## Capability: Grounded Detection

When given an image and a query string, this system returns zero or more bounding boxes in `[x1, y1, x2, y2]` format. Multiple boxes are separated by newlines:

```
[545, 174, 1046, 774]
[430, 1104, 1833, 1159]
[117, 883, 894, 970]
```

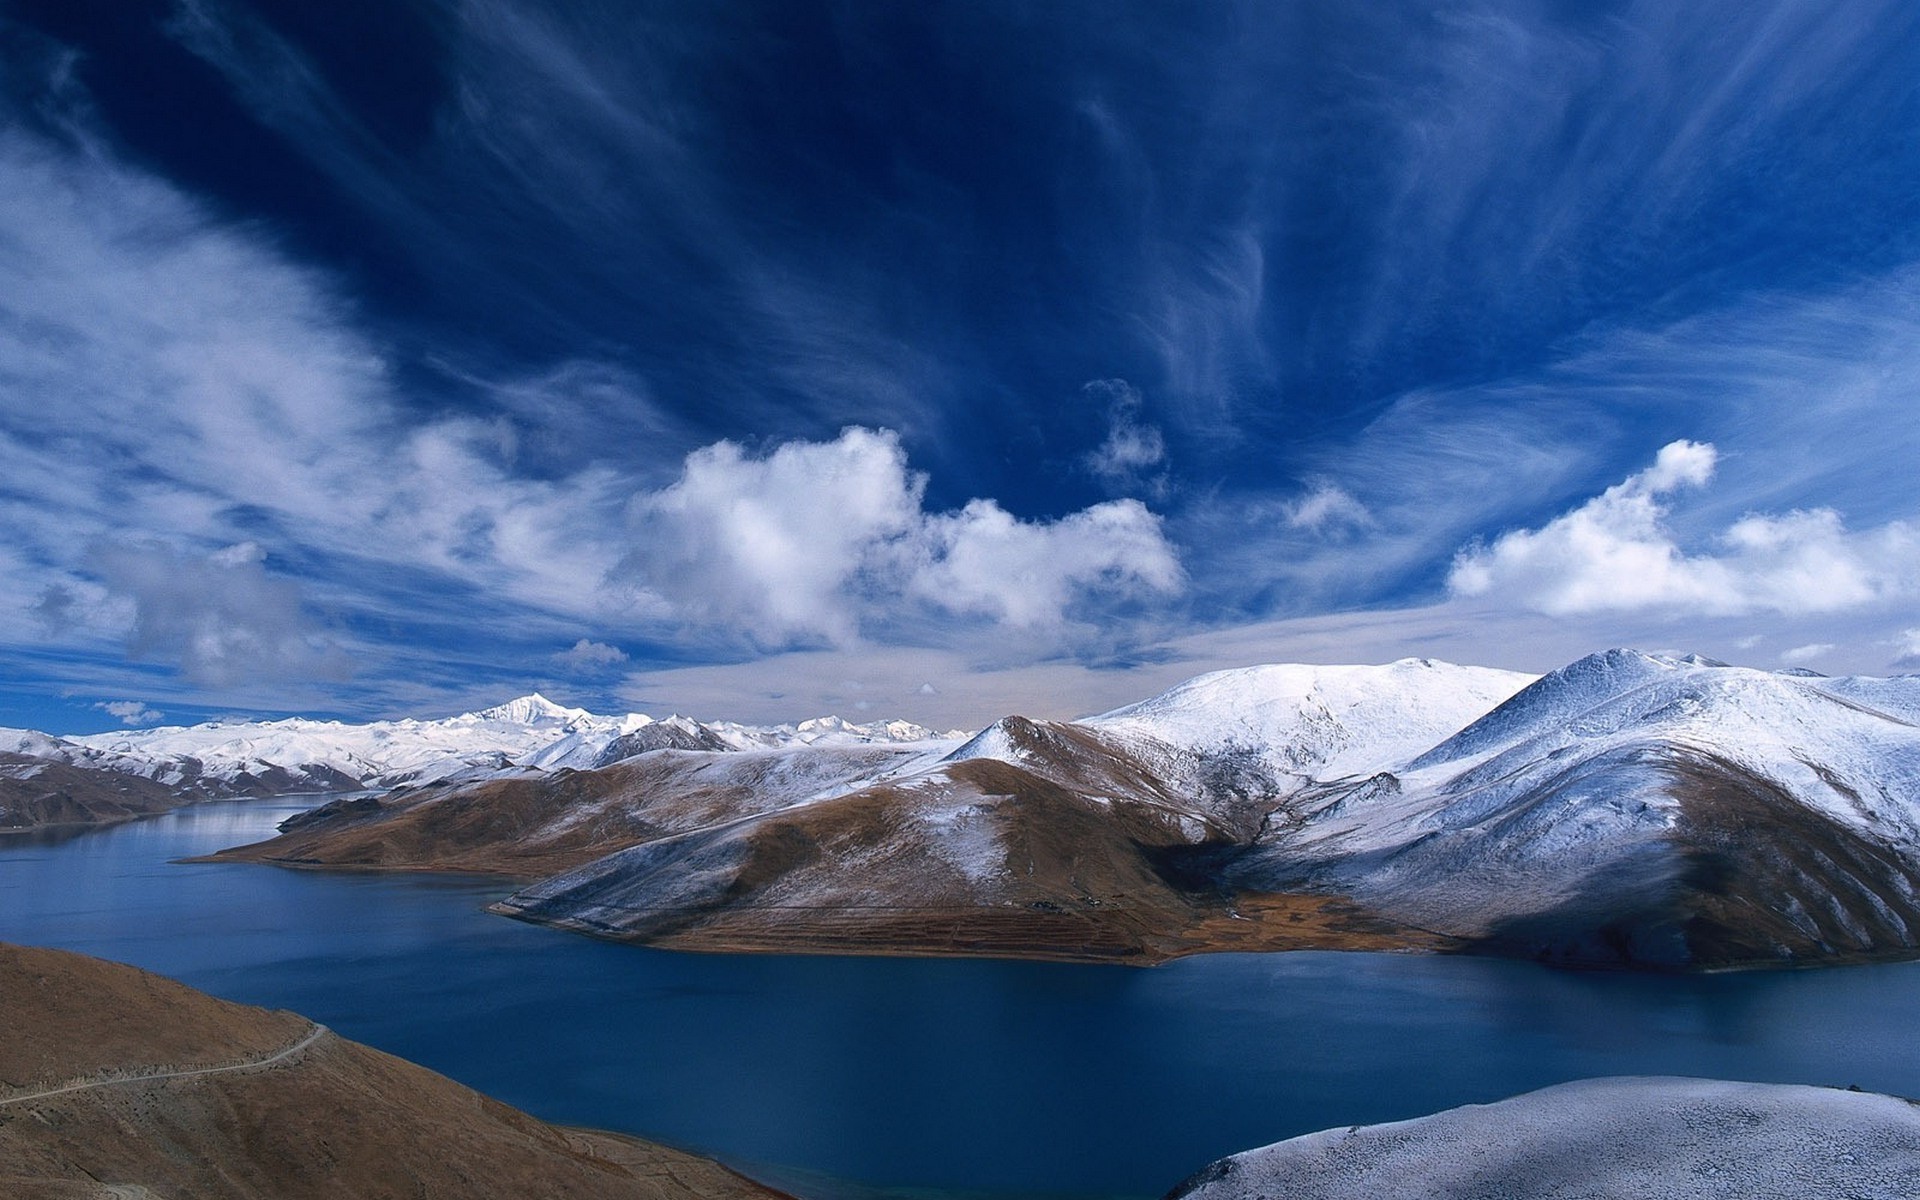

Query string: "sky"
[4, 0, 1920, 734]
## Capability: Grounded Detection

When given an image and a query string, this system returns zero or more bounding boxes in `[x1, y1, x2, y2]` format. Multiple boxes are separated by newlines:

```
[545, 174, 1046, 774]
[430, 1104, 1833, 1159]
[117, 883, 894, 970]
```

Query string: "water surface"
[4, 798, 1919, 1198]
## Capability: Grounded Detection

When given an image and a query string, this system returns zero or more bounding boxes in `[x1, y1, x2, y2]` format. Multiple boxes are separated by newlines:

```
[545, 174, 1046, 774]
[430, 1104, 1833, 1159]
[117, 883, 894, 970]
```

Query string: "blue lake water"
[5, 797, 1920, 1198]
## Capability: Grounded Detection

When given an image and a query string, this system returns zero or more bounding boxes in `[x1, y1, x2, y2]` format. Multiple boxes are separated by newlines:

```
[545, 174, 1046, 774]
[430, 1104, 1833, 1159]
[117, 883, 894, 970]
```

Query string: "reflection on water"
[4, 800, 1920, 1199]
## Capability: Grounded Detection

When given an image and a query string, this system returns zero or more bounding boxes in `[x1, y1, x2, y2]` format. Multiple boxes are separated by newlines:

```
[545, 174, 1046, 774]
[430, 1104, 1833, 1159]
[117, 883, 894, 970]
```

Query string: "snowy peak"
[471, 694, 588, 725]
[1088, 658, 1536, 779]
[1408, 648, 1695, 770]
[50, 693, 958, 797]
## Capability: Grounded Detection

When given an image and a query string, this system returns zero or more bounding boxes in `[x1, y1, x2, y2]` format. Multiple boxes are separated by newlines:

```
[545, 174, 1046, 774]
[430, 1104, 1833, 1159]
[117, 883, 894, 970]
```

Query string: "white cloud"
[553, 638, 628, 672]
[619, 428, 1183, 646]
[95, 700, 163, 726]
[0, 106, 1183, 685]
[1448, 440, 1920, 616]
[1082, 379, 1168, 496]
[910, 498, 1182, 629]
[1284, 484, 1373, 534]
[620, 428, 925, 644]
[1780, 643, 1835, 665]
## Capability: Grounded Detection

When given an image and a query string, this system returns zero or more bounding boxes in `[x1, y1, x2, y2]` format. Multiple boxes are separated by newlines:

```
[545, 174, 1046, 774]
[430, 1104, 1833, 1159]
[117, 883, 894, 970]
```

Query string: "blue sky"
[5, 0, 1920, 733]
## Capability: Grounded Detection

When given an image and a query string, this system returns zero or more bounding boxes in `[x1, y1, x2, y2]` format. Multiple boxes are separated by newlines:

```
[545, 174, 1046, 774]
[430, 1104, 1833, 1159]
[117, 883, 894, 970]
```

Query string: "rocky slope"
[1166, 1076, 1920, 1200]
[0, 941, 785, 1200]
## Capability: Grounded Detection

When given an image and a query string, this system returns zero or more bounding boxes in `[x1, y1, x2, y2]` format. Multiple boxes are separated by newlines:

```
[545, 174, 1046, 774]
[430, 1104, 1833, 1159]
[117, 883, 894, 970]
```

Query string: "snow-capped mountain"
[1237, 650, 1920, 966]
[209, 650, 1920, 970]
[1085, 658, 1535, 777]
[234, 659, 1542, 962]
[1, 694, 960, 818]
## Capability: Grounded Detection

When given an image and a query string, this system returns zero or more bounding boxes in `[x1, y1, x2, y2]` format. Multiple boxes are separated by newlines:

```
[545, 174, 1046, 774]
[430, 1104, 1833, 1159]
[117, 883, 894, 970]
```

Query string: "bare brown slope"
[0, 942, 786, 1200]
[207, 744, 932, 878]
[0, 753, 187, 833]
[494, 757, 1444, 964]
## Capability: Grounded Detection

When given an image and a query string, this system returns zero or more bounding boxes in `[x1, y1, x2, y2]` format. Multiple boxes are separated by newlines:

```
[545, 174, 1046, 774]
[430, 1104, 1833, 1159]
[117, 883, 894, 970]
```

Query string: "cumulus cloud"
[621, 428, 924, 644]
[95, 700, 163, 726]
[87, 541, 345, 687]
[1892, 630, 1920, 670]
[1448, 440, 1920, 616]
[910, 498, 1181, 629]
[620, 427, 1183, 646]
[553, 638, 628, 672]
[1082, 379, 1168, 497]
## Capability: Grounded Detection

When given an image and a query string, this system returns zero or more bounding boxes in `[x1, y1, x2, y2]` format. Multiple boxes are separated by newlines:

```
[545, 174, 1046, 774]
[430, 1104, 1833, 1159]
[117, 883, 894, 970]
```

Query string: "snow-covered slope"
[1086, 658, 1535, 779]
[1239, 650, 1920, 966]
[209, 650, 1920, 970]
[50, 694, 957, 798]
[1170, 1076, 1920, 1200]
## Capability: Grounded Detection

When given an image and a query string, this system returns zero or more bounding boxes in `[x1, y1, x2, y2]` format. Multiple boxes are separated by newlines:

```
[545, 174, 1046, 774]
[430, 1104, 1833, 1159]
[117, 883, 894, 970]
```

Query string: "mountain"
[0, 749, 188, 832]
[0, 942, 786, 1199]
[219, 660, 1532, 963]
[489, 660, 1532, 961]
[208, 650, 1920, 970]
[0, 696, 956, 833]
[1232, 650, 1920, 967]
[1167, 1076, 1920, 1200]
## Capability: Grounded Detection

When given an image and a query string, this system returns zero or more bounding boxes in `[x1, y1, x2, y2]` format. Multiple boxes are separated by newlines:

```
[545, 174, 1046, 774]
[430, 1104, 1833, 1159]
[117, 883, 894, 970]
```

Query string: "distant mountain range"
[16, 651, 1920, 971]
[0, 695, 956, 831]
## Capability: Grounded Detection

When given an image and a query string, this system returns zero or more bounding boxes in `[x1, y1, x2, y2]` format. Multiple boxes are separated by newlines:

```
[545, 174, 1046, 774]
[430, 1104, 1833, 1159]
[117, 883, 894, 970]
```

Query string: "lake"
[4, 796, 1919, 1198]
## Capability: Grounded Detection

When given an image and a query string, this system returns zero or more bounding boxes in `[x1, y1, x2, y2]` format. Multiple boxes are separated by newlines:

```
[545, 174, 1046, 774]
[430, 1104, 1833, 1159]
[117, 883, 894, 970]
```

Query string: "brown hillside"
[0, 942, 786, 1200]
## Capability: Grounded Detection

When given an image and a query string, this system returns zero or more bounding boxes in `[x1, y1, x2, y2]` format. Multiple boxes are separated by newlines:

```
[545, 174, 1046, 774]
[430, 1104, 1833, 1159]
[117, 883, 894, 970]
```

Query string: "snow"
[1389, 652, 1920, 849]
[48, 695, 956, 796]
[1219, 652, 1920, 946]
[1087, 658, 1535, 780]
[1171, 1076, 1920, 1200]
[917, 801, 1007, 883]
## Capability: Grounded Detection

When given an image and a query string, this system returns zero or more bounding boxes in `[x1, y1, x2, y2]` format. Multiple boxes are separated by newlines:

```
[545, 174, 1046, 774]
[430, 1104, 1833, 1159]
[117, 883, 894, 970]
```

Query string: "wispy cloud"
[1283, 484, 1373, 535]
[1081, 379, 1169, 498]
[88, 541, 348, 687]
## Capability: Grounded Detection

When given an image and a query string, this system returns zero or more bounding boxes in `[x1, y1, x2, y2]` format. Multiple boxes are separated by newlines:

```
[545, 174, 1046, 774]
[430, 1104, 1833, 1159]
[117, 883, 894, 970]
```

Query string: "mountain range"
[14, 650, 1920, 970]
[0, 696, 953, 832]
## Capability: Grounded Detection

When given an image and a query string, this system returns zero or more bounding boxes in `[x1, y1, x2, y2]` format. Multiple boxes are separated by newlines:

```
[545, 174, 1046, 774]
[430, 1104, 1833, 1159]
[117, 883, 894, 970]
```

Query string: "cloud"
[30, 585, 78, 632]
[619, 427, 1182, 646]
[86, 541, 346, 687]
[1780, 643, 1835, 665]
[909, 498, 1183, 630]
[1082, 379, 1168, 496]
[95, 700, 163, 726]
[1283, 484, 1373, 535]
[553, 638, 628, 673]
[1449, 440, 1920, 616]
